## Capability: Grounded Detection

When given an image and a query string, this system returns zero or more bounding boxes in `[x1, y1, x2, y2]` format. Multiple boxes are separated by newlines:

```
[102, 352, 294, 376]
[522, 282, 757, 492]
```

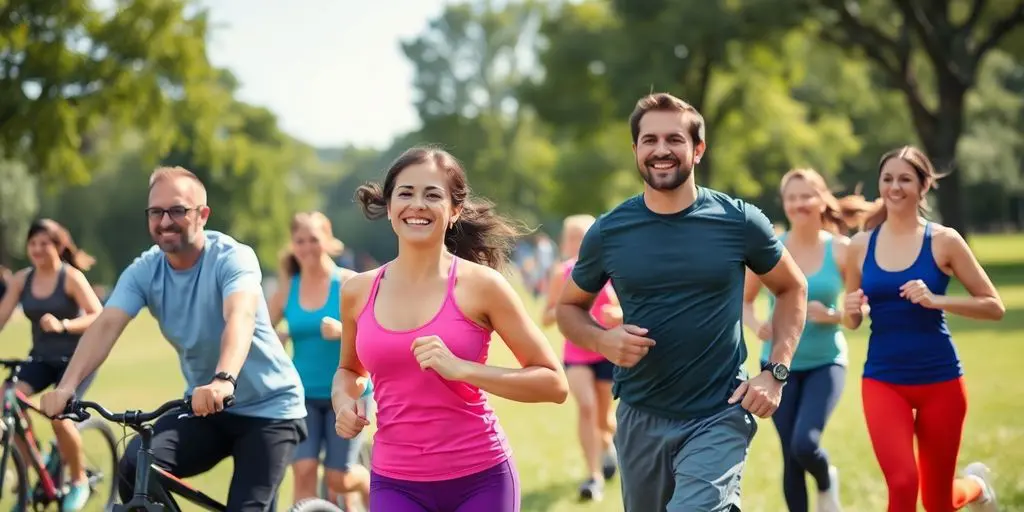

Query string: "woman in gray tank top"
[0, 219, 103, 511]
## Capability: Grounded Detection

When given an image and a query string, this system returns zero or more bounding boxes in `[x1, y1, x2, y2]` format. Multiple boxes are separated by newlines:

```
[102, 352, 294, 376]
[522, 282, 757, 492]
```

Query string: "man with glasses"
[40, 166, 307, 511]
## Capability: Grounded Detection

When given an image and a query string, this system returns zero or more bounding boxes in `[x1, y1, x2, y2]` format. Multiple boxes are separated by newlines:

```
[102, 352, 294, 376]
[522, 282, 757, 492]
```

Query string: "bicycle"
[59, 397, 344, 512]
[0, 357, 118, 510]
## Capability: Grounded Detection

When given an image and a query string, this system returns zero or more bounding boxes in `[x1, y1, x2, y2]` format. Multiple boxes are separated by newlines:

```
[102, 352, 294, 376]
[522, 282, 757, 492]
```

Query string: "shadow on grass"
[520, 479, 583, 511]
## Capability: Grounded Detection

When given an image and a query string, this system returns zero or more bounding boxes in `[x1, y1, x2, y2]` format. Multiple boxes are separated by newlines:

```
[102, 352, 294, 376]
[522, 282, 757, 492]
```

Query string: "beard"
[152, 225, 190, 254]
[637, 154, 693, 191]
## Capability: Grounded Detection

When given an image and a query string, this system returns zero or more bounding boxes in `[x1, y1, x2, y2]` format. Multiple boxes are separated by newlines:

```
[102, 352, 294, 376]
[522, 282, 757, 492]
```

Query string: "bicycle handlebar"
[0, 356, 70, 368]
[58, 395, 236, 424]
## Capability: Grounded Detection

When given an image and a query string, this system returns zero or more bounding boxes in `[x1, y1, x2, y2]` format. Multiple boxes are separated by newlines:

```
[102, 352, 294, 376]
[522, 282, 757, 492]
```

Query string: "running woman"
[541, 214, 621, 502]
[557, 93, 808, 512]
[844, 146, 1003, 512]
[0, 219, 102, 511]
[743, 169, 849, 512]
[268, 211, 371, 509]
[331, 146, 568, 512]
[40, 167, 307, 511]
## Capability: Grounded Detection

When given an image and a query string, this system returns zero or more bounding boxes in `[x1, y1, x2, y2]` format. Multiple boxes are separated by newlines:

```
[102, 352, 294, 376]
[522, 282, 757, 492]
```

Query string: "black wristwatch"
[213, 372, 237, 390]
[763, 362, 790, 383]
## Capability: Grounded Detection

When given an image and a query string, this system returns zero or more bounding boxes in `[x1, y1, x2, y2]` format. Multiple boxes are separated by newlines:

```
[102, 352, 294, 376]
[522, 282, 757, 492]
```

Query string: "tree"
[806, 0, 1024, 234]
[0, 0, 219, 185]
[0, 158, 38, 267]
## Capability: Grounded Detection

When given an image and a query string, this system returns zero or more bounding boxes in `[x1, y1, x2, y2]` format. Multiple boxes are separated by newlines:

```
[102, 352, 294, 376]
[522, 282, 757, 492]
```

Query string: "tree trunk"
[916, 83, 968, 237]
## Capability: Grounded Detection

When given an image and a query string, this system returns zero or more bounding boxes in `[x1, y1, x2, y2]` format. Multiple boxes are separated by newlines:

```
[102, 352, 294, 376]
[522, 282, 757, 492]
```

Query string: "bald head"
[149, 166, 208, 205]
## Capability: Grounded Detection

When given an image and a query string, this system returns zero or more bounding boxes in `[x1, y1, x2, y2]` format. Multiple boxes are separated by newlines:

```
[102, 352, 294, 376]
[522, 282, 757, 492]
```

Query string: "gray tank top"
[20, 265, 82, 358]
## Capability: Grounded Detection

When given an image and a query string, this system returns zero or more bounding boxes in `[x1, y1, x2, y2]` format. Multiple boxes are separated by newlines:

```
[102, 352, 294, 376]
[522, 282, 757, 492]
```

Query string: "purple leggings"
[369, 459, 520, 512]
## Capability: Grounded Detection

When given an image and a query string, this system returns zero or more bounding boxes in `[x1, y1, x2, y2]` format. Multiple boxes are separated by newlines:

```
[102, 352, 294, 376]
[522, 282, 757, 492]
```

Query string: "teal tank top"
[284, 268, 372, 399]
[760, 233, 848, 371]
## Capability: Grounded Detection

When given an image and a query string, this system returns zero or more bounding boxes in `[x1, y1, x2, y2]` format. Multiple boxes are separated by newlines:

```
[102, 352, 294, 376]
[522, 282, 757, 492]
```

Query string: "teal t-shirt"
[105, 231, 306, 420]
[283, 268, 373, 400]
[572, 188, 784, 420]
[761, 233, 848, 371]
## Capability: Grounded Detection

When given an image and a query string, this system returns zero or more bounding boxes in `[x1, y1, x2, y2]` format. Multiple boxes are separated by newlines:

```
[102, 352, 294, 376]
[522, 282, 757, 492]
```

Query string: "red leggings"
[862, 377, 982, 511]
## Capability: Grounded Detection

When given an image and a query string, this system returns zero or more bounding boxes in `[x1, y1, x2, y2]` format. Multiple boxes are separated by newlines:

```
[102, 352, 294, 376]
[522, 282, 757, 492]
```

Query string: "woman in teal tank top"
[742, 169, 852, 512]
[268, 212, 371, 510]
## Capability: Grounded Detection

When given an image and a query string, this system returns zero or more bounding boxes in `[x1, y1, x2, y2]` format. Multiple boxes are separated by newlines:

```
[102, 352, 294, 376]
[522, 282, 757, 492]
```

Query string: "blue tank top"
[283, 268, 372, 399]
[761, 233, 848, 371]
[861, 222, 961, 384]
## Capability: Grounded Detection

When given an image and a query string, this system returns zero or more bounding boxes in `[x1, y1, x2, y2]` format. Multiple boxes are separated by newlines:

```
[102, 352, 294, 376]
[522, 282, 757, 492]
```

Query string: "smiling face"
[146, 176, 209, 254]
[632, 110, 705, 191]
[291, 222, 327, 269]
[26, 231, 60, 268]
[387, 160, 460, 246]
[879, 157, 925, 216]
[782, 175, 825, 230]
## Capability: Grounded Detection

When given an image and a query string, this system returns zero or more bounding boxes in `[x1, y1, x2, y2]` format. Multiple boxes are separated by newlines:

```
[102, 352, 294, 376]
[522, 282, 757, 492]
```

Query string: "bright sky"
[203, 0, 449, 149]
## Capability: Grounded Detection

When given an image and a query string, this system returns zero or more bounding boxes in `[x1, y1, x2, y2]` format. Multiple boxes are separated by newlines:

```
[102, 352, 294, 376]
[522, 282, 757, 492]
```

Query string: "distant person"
[40, 166, 307, 511]
[744, 169, 850, 512]
[0, 219, 103, 511]
[844, 146, 1003, 512]
[556, 93, 807, 512]
[268, 211, 371, 509]
[542, 214, 621, 502]
[332, 146, 568, 512]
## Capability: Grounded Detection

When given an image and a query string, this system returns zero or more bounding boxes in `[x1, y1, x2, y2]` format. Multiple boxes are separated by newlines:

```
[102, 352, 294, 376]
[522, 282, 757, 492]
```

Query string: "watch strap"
[213, 372, 237, 389]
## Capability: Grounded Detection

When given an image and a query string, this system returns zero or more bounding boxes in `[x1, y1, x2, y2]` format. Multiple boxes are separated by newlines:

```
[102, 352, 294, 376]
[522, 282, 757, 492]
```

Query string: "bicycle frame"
[0, 367, 62, 503]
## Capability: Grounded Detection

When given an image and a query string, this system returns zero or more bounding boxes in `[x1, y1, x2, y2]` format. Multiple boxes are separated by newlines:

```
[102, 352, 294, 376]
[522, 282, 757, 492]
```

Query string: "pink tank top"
[355, 257, 511, 481]
[562, 259, 615, 365]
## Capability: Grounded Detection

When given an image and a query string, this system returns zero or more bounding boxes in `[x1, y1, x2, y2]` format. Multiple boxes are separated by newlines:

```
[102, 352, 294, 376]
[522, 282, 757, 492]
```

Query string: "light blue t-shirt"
[105, 230, 306, 420]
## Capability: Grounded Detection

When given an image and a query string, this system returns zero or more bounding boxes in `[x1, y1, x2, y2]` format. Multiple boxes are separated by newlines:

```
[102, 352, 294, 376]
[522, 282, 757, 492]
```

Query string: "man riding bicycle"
[40, 166, 307, 511]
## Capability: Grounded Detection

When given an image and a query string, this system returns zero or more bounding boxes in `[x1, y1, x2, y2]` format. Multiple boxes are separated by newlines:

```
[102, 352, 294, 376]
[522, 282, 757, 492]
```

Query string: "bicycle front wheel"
[0, 443, 29, 511]
[76, 416, 119, 510]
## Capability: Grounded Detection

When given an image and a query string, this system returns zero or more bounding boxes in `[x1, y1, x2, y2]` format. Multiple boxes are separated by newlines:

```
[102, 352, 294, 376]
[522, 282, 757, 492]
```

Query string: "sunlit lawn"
[1, 233, 1022, 511]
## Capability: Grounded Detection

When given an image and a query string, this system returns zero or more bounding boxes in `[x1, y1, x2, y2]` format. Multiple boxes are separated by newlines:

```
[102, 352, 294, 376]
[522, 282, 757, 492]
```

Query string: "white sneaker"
[816, 465, 843, 512]
[964, 462, 998, 512]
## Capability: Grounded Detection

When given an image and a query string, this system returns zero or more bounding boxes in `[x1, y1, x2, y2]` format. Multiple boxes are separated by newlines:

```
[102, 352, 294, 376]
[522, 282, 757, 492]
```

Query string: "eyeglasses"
[145, 206, 202, 221]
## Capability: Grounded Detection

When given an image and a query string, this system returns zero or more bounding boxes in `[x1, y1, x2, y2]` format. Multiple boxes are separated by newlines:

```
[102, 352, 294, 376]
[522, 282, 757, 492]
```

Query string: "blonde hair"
[279, 211, 344, 277]
[779, 168, 847, 234]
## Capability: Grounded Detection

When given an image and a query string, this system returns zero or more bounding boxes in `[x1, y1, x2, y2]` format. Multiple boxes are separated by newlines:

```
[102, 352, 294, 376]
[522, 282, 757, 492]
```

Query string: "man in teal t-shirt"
[557, 93, 808, 512]
[41, 166, 306, 511]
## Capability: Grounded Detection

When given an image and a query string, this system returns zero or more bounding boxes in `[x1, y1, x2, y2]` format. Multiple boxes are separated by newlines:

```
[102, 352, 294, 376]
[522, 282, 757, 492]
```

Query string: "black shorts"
[564, 359, 615, 382]
[16, 358, 96, 397]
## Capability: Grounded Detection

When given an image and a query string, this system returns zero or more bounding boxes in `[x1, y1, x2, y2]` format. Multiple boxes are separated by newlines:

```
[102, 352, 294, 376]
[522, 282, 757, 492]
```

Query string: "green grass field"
[2, 234, 1023, 511]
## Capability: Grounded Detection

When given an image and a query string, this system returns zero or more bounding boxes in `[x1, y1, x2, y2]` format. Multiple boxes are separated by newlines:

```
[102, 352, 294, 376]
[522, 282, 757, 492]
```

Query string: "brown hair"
[779, 168, 847, 234]
[355, 146, 529, 270]
[26, 219, 95, 271]
[863, 145, 945, 231]
[279, 212, 345, 277]
[629, 93, 706, 145]
[836, 183, 882, 232]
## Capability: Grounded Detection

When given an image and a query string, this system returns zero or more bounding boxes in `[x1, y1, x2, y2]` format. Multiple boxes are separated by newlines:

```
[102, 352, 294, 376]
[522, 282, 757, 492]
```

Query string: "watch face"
[772, 365, 789, 380]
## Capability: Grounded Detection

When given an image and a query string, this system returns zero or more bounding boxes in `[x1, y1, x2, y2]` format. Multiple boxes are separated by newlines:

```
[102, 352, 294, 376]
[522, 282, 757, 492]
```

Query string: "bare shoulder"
[337, 267, 359, 283]
[849, 230, 872, 251]
[458, 259, 513, 296]
[342, 271, 377, 302]
[931, 223, 967, 247]
[63, 266, 92, 291]
[12, 267, 31, 286]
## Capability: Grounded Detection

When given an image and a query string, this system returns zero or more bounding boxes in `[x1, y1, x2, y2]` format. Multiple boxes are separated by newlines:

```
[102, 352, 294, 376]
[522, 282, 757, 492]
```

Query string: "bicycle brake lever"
[56, 410, 91, 422]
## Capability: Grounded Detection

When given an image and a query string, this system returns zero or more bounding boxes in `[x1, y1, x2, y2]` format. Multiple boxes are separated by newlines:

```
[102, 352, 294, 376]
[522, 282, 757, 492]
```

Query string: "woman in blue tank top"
[743, 169, 850, 512]
[268, 212, 372, 509]
[844, 146, 1004, 512]
[0, 219, 103, 511]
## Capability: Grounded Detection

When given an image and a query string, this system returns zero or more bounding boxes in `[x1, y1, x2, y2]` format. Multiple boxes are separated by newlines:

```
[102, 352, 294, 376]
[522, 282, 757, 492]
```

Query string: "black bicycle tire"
[288, 497, 344, 512]
[0, 443, 29, 510]
[76, 416, 120, 510]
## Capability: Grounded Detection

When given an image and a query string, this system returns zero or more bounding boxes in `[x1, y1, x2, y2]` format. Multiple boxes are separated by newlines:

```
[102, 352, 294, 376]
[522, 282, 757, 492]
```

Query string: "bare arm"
[742, 269, 766, 334]
[61, 268, 103, 334]
[333, 273, 372, 403]
[216, 291, 259, 379]
[757, 251, 807, 368]
[540, 265, 567, 327]
[458, 269, 568, 404]
[555, 278, 604, 352]
[267, 273, 288, 328]
[56, 308, 132, 391]
[843, 234, 869, 330]
[934, 229, 1005, 320]
[0, 270, 27, 330]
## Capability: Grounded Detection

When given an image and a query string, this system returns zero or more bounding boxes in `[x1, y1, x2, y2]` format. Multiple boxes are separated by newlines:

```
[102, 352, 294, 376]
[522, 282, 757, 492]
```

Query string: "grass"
[2, 233, 1023, 511]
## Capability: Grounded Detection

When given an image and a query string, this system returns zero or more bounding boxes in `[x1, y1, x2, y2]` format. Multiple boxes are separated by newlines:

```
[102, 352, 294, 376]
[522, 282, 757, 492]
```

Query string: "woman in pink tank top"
[541, 214, 623, 502]
[330, 147, 569, 512]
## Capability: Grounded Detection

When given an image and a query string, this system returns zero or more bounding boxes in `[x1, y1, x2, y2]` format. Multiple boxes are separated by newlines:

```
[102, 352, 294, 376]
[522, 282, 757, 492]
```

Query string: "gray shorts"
[293, 398, 371, 472]
[615, 401, 758, 512]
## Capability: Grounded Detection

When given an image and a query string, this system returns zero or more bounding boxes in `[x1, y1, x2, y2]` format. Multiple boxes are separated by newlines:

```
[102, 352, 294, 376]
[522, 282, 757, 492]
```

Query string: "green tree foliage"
[0, 157, 38, 266]
[0, 0, 220, 186]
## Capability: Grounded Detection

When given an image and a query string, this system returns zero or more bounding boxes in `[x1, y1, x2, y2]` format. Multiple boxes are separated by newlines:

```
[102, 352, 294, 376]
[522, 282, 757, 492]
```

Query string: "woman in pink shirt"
[331, 146, 569, 512]
[541, 214, 622, 502]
